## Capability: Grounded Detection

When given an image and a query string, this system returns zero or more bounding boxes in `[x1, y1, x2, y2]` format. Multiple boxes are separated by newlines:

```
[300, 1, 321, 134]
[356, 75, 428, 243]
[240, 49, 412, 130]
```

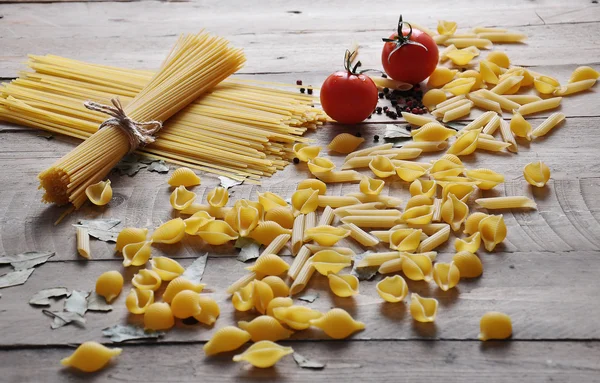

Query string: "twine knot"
[84, 98, 162, 153]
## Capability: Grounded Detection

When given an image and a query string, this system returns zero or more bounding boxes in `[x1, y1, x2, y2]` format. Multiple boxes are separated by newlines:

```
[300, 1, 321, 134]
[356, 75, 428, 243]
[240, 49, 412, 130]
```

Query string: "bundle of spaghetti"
[0, 55, 325, 182]
[34, 32, 245, 209]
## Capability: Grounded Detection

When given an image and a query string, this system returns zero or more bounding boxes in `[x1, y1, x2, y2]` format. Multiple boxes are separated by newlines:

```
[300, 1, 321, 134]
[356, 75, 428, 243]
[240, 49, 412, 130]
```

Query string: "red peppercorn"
[411, 108, 419, 114]
[406, 100, 414, 107]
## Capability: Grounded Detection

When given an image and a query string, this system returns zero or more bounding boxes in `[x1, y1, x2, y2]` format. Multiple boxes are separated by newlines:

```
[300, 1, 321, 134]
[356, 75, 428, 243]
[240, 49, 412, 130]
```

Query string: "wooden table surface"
[1, 0, 600, 382]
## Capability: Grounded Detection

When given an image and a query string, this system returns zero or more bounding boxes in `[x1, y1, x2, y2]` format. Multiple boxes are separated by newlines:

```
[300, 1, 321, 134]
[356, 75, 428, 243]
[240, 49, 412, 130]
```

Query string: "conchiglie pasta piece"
[446, 49, 477, 66]
[207, 187, 228, 208]
[478, 214, 507, 251]
[409, 179, 437, 198]
[170, 185, 196, 211]
[132, 269, 162, 291]
[389, 228, 422, 252]
[441, 182, 475, 203]
[232, 340, 294, 368]
[410, 122, 456, 142]
[264, 206, 294, 229]
[447, 128, 481, 156]
[376, 275, 408, 303]
[327, 273, 359, 297]
[85, 180, 112, 206]
[479, 312, 512, 341]
[401, 254, 433, 281]
[237, 205, 260, 237]
[369, 155, 396, 178]
[441, 193, 469, 231]
[293, 143, 321, 162]
[258, 192, 288, 212]
[309, 308, 365, 339]
[442, 78, 476, 96]
[232, 281, 255, 312]
[466, 168, 505, 190]
[183, 211, 215, 235]
[427, 67, 459, 88]
[225, 200, 264, 231]
[162, 276, 205, 303]
[61, 342, 122, 372]
[95, 270, 123, 303]
[168, 167, 200, 187]
[452, 251, 483, 278]
[266, 297, 293, 317]
[395, 162, 428, 182]
[247, 253, 290, 276]
[297, 179, 327, 195]
[152, 218, 186, 244]
[422, 89, 447, 109]
[115, 227, 148, 252]
[409, 293, 438, 323]
[569, 66, 600, 83]
[144, 302, 174, 330]
[405, 195, 433, 210]
[437, 20, 457, 35]
[307, 157, 335, 174]
[360, 176, 385, 196]
[291, 188, 319, 216]
[122, 241, 152, 267]
[457, 70, 485, 90]
[273, 305, 323, 330]
[303, 225, 351, 247]
[464, 212, 489, 235]
[523, 161, 550, 187]
[401, 205, 434, 225]
[204, 326, 251, 356]
[171, 290, 202, 319]
[433, 262, 460, 291]
[454, 232, 481, 253]
[238, 315, 294, 342]
[253, 279, 274, 315]
[510, 111, 532, 140]
[328, 133, 365, 154]
[261, 276, 290, 297]
[486, 51, 510, 68]
[194, 295, 220, 326]
[197, 220, 239, 245]
[249, 221, 292, 246]
[125, 288, 154, 314]
[430, 156, 464, 175]
[534, 75, 560, 95]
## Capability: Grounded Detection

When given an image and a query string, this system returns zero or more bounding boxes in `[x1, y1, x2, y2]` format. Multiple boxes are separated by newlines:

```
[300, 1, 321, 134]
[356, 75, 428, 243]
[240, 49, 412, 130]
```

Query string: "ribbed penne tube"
[432, 198, 443, 222]
[304, 212, 317, 232]
[342, 154, 396, 170]
[289, 263, 315, 295]
[369, 148, 423, 159]
[227, 272, 258, 294]
[304, 244, 356, 256]
[394, 223, 449, 236]
[517, 97, 562, 116]
[491, 76, 523, 94]
[443, 38, 493, 49]
[531, 112, 566, 138]
[477, 138, 512, 152]
[391, 160, 433, 169]
[291, 214, 305, 255]
[341, 223, 380, 247]
[482, 114, 501, 135]
[475, 196, 537, 209]
[499, 119, 518, 153]
[432, 99, 472, 117]
[370, 229, 428, 242]
[355, 251, 400, 268]
[477, 32, 527, 43]
[288, 246, 311, 280]
[401, 112, 438, 126]
[434, 95, 466, 109]
[181, 203, 231, 218]
[334, 202, 385, 217]
[341, 216, 402, 228]
[315, 170, 363, 183]
[341, 209, 401, 217]
[378, 258, 404, 274]
[345, 143, 393, 161]
[409, 22, 437, 37]
[443, 102, 473, 123]
[474, 90, 520, 111]
[318, 206, 335, 226]
[260, 234, 291, 257]
[346, 193, 402, 207]
[503, 94, 542, 104]
[473, 26, 508, 33]
[317, 195, 361, 208]
[402, 140, 448, 152]
[417, 225, 451, 252]
[76, 226, 91, 259]
[462, 111, 496, 132]
[468, 93, 502, 113]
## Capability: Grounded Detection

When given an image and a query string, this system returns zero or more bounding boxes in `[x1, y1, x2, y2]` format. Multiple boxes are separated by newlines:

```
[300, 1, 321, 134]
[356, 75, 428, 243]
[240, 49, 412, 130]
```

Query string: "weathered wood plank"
[1, 248, 599, 346]
[2, 341, 600, 383]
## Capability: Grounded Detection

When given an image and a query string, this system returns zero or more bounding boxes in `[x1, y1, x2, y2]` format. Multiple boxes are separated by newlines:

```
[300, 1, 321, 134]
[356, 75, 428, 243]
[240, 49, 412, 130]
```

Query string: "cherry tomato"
[381, 16, 439, 84]
[320, 70, 378, 124]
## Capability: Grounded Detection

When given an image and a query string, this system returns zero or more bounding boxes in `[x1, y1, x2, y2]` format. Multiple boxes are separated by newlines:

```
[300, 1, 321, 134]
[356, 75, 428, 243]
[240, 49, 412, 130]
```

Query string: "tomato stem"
[382, 14, 428, 64]
[343, 50, 382, 76]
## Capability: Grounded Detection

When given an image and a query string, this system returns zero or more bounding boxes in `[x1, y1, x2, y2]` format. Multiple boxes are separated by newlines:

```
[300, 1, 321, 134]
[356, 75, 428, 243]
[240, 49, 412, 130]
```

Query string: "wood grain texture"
[2, 341, 600, 383]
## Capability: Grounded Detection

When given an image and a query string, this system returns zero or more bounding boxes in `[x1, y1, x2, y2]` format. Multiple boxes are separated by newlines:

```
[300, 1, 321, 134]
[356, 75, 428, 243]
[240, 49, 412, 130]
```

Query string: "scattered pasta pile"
[0, 55, 325, 184]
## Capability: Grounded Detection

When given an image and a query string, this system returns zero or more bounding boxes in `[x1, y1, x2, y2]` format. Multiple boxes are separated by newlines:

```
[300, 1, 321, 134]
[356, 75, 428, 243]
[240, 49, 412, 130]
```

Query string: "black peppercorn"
[300, 88, 305, 93]
[378, 92, 384, 99]
[307, 88, 313, 95]
[293, 157, 300, 164]
[381, 73, 388, 78]
[373, 135, 380, 141]
[383, 87, 389, 94]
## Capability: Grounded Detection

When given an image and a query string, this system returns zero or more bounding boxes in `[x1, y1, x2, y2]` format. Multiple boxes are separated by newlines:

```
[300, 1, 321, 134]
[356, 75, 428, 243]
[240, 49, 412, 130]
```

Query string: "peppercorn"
[383, 87, 389, 94]
[293, 157, 300, 164]
[367, 114, 372, 119]
[383, 106, 389, 112]
[296, 80, 303, 85]
[376, 107, 383, 114]
[390, 99, 398, 107]
[300, 88, 305, 93]
[389, 112, 398, 119]
[307, 88, 313, 95]
[406, 100, 414, 107]
[373, 135, 380, 141]
[378, 92, 384, 99]
[405, 125, 412, 131]
[404, 106, 412, 112]
[381, 73, 388, 78]
[411, 108, 419, 114]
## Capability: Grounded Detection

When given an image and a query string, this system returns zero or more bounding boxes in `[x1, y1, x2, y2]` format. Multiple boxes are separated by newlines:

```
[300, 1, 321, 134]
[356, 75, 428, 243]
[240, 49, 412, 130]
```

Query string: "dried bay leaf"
[43, 310, 86, 329]
[298, 293, 319, 303]
[75, 219, 121, 242]
[29, 287, 69, 306]
[0, 268, 35, 289]
[102, 324, 165, 343]
[293, 352, 326, 370]
[351, 252, 378, 281]
[0, 251, 55, 270]
[114, 154, 148, 176]
[87, 292, 113, 312]
[384, 124, 412, 139]
[64, 290, 90, 316]
[148, 160, 169, 173]
[182, 253, 208, 283]
[218, 176, 244, 189]
[237, 241, 261, 263]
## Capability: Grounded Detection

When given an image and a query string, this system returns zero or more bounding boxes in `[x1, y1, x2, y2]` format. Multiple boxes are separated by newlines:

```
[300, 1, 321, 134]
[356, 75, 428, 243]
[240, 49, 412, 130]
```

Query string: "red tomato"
[382, 18, 439, 84]
[320, 71, 378, 124]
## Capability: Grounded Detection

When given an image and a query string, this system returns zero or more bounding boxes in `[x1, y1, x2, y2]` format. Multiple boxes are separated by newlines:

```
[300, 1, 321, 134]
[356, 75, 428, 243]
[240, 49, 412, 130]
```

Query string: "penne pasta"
[317, 195, 361, 208]
[345, 143, 393, 161]
[76, 226, 91, 259]
[289, 263, 315, 295]
[342, 154, 396, 170]
[304, 212, 317, 233]
[474, 89, 520, 111]
[432, 99, 472, 117]
[315, 170, 362, 183]
[517, 97, 562, 116]
[288, 246, 311, 280]
[468, 93, 503, 113]
[475, 196, 537, 209]
[369, 148, 424, 160]
[443, 38, 493, 49]
[341, 215, 402, 228]
[304, 244, 356, 256]
[370, 229, 428, 242]
[553, 79, 596, 96]
[432, 198, 443, 222]
[334, 202, 385, 217]
[355, 251, 401, 268]
[318, 206, 335, 226]
[473, 26, 508, 33]
[346, 193, 403, 208]
[531, 112, 566, 138]
[482, 114, 501, 135]
[490, 76, 523, 95]
[341, 209, 401, 217]
[435, 95, 467, 109]
[401, 112, 438, 127]
[477, 32, 527, 43]
[341, 223, 380, 247]
[503, 94, 542, 104]
[443, 102, 473, 122]
[477, 137, 512, 152]
[378, 258, 404, 274]
[260, 234, 291, 257]
[402, 140, 448, 152]
[392, 223, 449, 236]
[227, 272, 258, 294]
[462, 111, 496, 132]
[291, 214, 305, 255]
[417, 224, 451, 252]
[499, 119, 518, 152]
